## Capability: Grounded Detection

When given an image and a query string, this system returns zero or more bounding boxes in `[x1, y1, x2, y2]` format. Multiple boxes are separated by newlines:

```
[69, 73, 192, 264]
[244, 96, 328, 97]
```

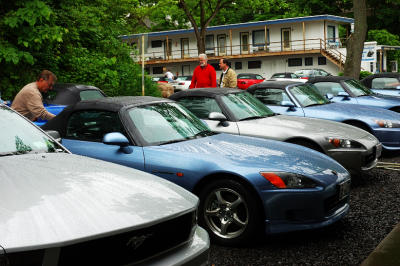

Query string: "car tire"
[198, 179, 262, 246]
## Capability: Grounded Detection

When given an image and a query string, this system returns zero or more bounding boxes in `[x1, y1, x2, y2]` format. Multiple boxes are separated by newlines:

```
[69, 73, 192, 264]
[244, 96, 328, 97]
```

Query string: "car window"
[221, 92, 274, 120]
[237, 74, 255, 79]
[79, 90, 105, 101]
[271, 74, 285, 78]
[176, 76, 192, 81]
[252, 88, 291, 105]
[256, 75, 264, 80]
[127, 102, 210, 145]
[0, 106, 60, 155]
[313, 82, 345, 96]
[291, 73, 299, 78]
[344, 79, 373, 96]
[177, 97, 223, 119]
[371, 77, 400, 89]
[66, 111, 126, 142]
[289, 84, 330, 107]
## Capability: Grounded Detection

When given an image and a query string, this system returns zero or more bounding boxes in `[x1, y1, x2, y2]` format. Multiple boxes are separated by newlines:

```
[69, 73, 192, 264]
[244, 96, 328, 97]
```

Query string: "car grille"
[324, 191, 348, 216]
[58, 211, 195, 266]
[363, 146, 377, 166]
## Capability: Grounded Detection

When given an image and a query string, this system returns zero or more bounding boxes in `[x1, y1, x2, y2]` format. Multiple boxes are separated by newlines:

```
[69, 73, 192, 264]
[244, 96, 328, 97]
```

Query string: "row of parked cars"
[2, 71, 400, 265]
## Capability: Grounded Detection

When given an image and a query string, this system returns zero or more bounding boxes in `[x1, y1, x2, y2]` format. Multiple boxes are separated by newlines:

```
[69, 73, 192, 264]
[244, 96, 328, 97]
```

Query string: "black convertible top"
[45, 83, 106, 105]
[169, 87, 242, 100]
[307, 76, 353, 83]
[362, 72, 400, 80]
[41, 96, 172, 133]
[247, 80, 303, 92]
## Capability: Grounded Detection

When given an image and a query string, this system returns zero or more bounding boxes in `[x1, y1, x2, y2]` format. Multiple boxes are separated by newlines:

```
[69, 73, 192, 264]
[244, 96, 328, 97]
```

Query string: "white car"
[0, 104, 209, 266]
[269, 72, 306, 83]
[170, 75, 192, 92]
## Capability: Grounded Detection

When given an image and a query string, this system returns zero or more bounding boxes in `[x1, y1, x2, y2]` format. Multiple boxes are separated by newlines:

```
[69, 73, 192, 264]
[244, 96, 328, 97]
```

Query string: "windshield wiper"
[158, 139, 187, 145]
[239, 115, 268, 121]
[305, 103, 325, 107]
[193, 130, 216, 138]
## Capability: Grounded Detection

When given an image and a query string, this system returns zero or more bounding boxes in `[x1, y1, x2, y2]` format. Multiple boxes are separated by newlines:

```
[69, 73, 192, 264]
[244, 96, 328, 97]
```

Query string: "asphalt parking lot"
[209, 151, 400, 266]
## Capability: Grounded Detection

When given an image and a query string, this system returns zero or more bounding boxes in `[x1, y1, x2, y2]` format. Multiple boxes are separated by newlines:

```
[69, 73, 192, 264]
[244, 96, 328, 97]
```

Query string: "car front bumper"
[137, 226, 210, 266]
[373, 128, 400, 150]
[260, 176, 350, 235]
[326, 143, 382, 175]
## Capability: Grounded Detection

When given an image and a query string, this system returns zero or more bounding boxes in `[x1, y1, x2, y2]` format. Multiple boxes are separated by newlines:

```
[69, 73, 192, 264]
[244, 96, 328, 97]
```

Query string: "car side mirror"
[325, 93, 334, 100]
[337, 91, 350, 100]
[45, 130, 62, 143]
[396, 85, 400, 90]
[103, 132, 132, 154]
[208, 112, 229, 127]
[280, 101, 296, 111]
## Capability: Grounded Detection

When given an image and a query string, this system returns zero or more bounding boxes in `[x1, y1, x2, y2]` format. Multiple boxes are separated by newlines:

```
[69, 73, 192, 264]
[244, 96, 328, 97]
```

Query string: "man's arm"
[227, 70, 237, 88]
[25, 93, 55, 121]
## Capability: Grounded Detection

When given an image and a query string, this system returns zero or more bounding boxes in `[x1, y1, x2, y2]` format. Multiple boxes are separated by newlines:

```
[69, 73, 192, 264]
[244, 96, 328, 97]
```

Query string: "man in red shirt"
[189, 54, 217, 89]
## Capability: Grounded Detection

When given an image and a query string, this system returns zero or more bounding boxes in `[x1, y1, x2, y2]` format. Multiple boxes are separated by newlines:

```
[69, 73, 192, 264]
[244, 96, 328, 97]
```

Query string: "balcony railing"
[134, 38, 346, 63]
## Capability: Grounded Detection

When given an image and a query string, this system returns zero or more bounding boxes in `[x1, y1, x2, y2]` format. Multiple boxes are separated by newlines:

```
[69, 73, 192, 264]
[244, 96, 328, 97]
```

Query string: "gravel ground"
[209, 151, 400, 266]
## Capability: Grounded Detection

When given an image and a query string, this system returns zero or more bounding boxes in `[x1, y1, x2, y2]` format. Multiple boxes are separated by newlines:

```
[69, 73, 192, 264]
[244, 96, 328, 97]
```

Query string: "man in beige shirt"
[11, 70, 57, 121]
[218, 58, 237, 88]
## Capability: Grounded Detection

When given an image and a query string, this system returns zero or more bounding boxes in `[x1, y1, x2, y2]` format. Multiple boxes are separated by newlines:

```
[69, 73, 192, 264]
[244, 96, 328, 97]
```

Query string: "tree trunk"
[343, 0, 368, 79]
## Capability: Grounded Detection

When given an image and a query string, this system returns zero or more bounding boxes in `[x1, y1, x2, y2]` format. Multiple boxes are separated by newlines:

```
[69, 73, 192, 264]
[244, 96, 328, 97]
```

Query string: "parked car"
[294, 69, 331, 80]
[271, 72, 301, 79]
[170, 87, 381, 176]
[307, 76, 400, 113]
[152, 76, 169, 83]
[247, 81, 400, 151]
[42, 96, 351, 246]
[169, 75, 192, 92]
[36, 83, 106, 126]
[237, 73, 265, 89]
[360, 73, 400, 97]
[0, 103, 210, 266]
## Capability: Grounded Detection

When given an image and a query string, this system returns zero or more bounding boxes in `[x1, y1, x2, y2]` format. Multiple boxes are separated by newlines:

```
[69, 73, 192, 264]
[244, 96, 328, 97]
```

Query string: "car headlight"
[375, 120, 400, 128]
[326, 137, 362, 148]
[260, 172, 318, 189]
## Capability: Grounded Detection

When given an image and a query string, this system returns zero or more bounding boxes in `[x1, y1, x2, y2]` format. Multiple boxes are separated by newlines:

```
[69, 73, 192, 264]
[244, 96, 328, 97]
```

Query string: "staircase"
[320, 40, 346, 70]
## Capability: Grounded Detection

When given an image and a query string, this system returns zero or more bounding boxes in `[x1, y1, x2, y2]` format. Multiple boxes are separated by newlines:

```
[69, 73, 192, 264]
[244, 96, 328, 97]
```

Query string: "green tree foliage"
[367, 29, 400, 71]
[0, 0, 159, 101]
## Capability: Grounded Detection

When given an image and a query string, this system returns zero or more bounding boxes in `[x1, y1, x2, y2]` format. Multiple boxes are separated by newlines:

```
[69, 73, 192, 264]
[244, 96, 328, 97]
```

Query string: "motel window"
[288, 58, 302, 67]
[327, 26, 336, 42]
[248, 61, 261, 69]
[305, 57, 313, 66]
[151, 40, 163, 48]
[206, 35, 215, 51]
[318, 57, 327, 65]
[235, 62, 242, 70]
[252, 30, 266, 46]
[153, 67, 163, 74]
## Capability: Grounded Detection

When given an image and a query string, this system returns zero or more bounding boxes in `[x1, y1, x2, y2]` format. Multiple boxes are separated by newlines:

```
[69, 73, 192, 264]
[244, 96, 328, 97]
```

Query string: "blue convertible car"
[360, 73, 400, 97]
[42, 96, 351, 246]
[307, 76, 400, 112]
[247, 81, 400, 150]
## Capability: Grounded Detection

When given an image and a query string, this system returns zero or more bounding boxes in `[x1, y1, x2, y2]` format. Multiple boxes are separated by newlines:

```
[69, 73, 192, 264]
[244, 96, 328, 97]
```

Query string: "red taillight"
[260, 172, 286, 188]
[179, 82, 185, 85]
[300, 77, 309, 80]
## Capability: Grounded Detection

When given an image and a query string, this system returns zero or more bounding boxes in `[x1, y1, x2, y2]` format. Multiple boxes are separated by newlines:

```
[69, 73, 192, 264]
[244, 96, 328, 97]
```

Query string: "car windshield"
[221, 92, 274, 120]
[175, 76, 192, 81]
[0, 106, 62, 156]
[80, 90, 105, 100]
[237, 74, 256, 79]
[289, 84, 330, 107]
[344, 79, 373, 96]
[127, 102, 213, 145]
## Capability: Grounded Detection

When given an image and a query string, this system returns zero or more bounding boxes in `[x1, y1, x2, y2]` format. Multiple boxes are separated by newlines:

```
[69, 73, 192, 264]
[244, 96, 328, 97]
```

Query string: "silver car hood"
[238, 115, 371, 140]
[0, 153, 197, 252]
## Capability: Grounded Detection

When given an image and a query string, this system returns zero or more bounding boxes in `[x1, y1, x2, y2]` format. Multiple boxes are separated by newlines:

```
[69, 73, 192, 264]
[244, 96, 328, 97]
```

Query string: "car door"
[61, 110, 145, 171]
[177, 96, 240, 134]
[251, 88, 305, 116]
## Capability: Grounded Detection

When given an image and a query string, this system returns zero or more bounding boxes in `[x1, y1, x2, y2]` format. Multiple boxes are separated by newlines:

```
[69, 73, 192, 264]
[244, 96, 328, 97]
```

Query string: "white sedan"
[170, 75, 192, 91]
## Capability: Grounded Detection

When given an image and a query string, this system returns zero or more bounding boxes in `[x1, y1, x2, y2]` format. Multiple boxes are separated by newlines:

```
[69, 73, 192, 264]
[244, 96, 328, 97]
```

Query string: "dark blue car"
[42, 96, 351, 246]
[307, 76, 400, 113]
[247, 81, 400, 151]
